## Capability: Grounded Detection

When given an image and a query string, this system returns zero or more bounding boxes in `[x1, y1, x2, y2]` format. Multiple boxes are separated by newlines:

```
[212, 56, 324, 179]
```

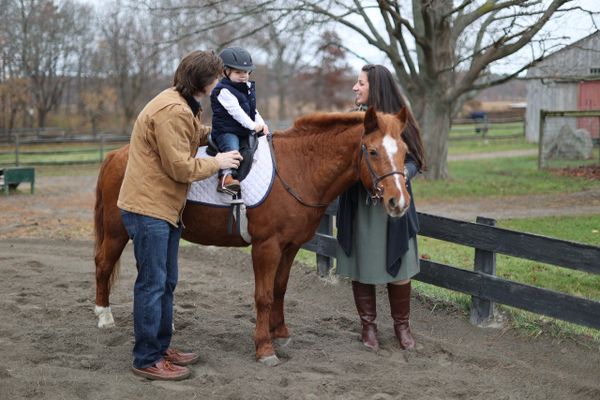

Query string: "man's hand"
[263, 125, 270, 135]
[254, 122, 264, 133]
[215, 151, 243, 169]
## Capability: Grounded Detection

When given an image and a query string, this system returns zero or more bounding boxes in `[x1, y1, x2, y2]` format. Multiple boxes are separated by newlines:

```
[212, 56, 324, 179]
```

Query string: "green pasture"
[413, 155, 600, 200]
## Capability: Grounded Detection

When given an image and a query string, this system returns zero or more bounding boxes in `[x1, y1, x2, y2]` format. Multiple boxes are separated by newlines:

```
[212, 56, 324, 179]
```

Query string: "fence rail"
[302, 203, 600, 330]
[0, 134, 130, 166]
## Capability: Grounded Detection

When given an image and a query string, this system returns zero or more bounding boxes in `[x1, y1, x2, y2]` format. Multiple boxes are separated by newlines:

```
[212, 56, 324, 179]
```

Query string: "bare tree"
[251, 11, 315, 123]
[291, 0, 593, 179]
[98, 1, 175, 133]
[8, 0, 86, 129]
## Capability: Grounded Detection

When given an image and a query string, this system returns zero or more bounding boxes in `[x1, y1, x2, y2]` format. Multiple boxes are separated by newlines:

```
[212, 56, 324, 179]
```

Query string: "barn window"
[591, 67, 600, 75]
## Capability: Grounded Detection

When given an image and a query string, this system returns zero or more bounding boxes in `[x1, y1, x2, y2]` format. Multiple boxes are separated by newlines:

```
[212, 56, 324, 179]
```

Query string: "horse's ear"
[396, 106, 407, 124]
[364, 106, 378, 135]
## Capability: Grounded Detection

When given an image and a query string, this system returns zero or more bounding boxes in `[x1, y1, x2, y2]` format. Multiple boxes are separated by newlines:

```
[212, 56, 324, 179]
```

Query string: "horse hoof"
[258, 355, 281, 367]
[274, 337, 292, 348]
[95, 306, 115, 328]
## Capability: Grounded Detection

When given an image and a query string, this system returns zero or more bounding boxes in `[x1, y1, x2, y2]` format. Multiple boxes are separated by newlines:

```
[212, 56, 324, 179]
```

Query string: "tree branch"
[449, 0, 571, 102]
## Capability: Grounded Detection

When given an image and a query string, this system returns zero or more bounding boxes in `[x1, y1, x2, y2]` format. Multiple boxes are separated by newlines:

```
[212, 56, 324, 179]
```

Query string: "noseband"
[359, 143, 405, 204]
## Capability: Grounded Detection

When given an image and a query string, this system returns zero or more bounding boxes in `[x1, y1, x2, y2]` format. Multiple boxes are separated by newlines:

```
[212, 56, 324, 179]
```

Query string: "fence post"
[538, 109, 545, 170]
[15, 132, 20, 166]
[470, 216, 497, 326]
[316, 213, 333, 277]
[99, 134, 105, 162]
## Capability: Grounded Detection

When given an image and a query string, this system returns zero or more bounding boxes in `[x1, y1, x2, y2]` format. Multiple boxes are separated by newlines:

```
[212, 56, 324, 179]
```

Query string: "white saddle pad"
[187, 135, 274, 208]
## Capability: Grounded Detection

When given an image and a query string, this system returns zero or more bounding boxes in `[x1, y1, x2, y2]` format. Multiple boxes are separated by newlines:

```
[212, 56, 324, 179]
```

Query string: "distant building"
[525, 31, 600, 142]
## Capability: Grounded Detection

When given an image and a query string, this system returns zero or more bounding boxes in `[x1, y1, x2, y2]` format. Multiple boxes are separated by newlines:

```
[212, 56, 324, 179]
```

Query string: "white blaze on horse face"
[382, 134, 407, 209]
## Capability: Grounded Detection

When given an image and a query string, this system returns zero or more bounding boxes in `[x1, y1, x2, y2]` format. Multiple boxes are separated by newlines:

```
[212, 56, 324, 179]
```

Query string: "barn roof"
[526, 30, 600, 80]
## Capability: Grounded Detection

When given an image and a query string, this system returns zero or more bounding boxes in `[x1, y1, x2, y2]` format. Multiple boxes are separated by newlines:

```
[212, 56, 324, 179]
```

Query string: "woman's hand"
[215, 151, 243, 169]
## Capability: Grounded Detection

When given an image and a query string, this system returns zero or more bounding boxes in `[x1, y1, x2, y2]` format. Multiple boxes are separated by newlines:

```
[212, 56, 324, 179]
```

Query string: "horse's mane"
[281, 111, 364, 137]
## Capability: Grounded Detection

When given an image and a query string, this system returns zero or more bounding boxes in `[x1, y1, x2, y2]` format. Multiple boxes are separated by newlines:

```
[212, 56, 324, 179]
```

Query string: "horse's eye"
[369, 148, 378, 156]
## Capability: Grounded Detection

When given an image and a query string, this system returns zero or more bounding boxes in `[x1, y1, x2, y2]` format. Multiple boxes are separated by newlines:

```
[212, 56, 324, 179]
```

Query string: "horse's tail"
[94, 151, 121, 289]
[94, 155, 109, 256]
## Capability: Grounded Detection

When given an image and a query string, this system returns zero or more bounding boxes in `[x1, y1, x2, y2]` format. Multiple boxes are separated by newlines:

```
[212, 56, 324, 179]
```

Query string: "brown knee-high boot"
[387, 282, 416, 350]
[351, 281, 379, 351]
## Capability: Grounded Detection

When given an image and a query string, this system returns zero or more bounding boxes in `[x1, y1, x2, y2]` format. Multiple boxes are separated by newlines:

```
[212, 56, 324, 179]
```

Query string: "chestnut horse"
[94, 107, 412, 366]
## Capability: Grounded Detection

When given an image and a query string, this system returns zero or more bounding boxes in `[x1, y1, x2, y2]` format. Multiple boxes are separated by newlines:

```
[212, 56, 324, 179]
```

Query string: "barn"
[525, 30, 600, 142]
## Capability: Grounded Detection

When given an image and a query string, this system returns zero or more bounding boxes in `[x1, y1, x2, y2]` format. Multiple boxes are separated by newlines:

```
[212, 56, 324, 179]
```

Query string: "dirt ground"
[1, 170, 600, 400]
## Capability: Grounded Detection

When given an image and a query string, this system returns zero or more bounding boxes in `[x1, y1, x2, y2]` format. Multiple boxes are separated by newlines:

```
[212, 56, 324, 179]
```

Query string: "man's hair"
[173, 50, 223, 98]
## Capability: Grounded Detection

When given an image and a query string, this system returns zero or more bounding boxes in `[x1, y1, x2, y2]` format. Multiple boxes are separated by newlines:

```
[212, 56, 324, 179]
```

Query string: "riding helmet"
[219, 47, 254, 71]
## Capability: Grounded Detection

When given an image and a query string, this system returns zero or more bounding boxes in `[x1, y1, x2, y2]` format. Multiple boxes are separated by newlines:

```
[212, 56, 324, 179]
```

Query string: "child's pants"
[213, 132, 240, 153]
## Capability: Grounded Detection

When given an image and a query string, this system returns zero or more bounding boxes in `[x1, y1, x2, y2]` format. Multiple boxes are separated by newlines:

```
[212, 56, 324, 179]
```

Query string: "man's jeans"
[120, 210, 182, 369]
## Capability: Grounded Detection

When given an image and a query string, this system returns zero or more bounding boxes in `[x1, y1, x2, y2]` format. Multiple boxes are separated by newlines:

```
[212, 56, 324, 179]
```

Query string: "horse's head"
[358, 107, 411, 218]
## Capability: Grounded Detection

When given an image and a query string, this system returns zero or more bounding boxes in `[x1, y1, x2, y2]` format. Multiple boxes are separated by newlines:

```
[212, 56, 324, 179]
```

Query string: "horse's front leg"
[270, 244, 300, 346]
[251, 238, 282, 366]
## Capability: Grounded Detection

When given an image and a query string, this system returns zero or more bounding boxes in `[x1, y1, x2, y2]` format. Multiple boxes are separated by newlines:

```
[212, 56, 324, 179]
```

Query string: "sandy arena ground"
[0, 171, 599, 400]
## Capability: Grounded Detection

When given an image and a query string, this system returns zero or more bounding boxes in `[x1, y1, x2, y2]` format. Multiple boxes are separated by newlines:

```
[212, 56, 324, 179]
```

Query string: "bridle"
[358, 142, 406, 205]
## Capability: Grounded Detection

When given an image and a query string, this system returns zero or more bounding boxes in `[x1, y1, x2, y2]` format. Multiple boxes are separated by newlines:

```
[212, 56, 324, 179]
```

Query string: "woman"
[336, 64, 426, 351]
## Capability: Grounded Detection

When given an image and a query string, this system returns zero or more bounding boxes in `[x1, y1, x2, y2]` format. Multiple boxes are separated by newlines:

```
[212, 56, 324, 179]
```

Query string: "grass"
[412, 155, 600, 201]
[450, 121, 524, 138]
[448, 137, 537, 155]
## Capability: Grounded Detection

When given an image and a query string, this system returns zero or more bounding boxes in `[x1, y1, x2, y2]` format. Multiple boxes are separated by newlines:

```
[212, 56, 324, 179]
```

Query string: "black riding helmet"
[219, 47, 254, 72]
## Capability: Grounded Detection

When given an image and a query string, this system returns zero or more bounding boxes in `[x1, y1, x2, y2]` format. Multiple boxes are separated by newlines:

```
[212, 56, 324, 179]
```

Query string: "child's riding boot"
[352, 281, 379, 351]
[387, 282, 416, 350]
[217, 170, 240, 195]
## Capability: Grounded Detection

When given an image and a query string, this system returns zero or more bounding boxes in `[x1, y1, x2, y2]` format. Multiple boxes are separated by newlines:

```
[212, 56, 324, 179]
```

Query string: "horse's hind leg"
[95, 234, 128, 328]
[270, 244, 300, 346]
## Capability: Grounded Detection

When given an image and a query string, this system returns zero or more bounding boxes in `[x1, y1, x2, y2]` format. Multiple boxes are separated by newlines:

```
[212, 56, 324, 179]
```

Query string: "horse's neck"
[276, 126, 362, 205]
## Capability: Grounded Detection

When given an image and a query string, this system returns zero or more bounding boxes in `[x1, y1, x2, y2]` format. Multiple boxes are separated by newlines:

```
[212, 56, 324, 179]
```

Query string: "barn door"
[578, 81, 600, 138]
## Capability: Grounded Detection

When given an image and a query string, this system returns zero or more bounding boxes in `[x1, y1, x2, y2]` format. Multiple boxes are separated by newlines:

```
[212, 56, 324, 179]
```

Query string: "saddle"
[189, 134, 274, 244]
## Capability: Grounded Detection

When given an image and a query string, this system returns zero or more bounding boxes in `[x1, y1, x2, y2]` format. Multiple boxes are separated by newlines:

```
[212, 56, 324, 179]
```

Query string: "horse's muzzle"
[385, 195, 410, 218]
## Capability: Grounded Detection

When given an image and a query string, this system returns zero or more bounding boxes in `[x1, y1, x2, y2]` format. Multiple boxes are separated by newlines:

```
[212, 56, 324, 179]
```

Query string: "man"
[118, 50, 242, 381]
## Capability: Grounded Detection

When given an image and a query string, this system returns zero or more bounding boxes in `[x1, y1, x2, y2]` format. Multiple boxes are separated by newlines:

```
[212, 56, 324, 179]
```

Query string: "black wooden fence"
[303, 203, 600, 330]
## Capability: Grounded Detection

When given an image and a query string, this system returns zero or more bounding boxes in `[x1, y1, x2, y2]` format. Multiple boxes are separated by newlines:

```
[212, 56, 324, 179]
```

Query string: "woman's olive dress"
[336, 159, 420, 284]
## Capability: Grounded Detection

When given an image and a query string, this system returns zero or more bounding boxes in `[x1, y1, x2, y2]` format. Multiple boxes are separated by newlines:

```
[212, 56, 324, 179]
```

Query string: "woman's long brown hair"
[362, 64, 426, 171]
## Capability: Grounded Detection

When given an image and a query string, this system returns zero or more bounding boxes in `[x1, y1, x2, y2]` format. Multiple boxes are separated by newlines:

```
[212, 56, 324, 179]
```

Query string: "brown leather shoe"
[164, 348, 200, 366]
[132, 359, 190, 381]
[217, 174, 240, 195]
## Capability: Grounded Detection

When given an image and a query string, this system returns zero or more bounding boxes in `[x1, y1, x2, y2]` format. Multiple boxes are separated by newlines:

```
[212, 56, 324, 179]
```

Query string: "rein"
[359, 142, 405, 204]
[267, 134, 329, 208]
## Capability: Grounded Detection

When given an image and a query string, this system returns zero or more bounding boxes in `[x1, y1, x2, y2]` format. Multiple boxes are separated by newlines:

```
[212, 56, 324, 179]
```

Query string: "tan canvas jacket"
[117, 88, 220, 226]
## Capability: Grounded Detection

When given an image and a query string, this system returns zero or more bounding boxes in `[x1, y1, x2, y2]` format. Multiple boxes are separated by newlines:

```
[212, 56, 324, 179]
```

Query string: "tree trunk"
[37, 108, 48, 129]
[419, 93, 451, 180]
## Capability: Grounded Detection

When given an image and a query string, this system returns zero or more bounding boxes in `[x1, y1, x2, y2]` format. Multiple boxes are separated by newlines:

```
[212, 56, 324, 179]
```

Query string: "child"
[211, 47, 269, 195]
